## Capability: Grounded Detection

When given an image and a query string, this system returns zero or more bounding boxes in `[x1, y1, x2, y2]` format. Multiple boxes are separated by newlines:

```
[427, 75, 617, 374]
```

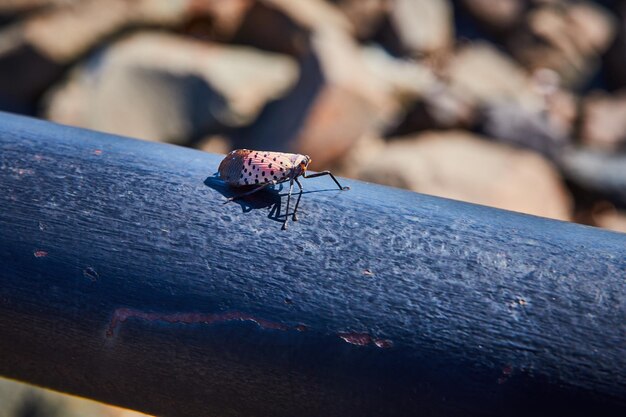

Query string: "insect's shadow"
[204, 175, 285, 223]
[204, 174, 339, 224]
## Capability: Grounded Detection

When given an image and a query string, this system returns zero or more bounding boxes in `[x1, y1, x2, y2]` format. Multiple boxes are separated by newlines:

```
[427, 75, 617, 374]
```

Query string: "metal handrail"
[0, 112, 624, 416]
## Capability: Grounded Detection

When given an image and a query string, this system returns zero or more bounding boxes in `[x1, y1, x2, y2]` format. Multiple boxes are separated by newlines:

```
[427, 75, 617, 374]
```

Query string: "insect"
[218, 149, 349, 229]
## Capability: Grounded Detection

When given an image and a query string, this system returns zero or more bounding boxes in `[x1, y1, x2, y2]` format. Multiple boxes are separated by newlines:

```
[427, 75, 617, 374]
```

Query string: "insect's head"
[300, 155, 311, 172]
[291, 154, 312, 177]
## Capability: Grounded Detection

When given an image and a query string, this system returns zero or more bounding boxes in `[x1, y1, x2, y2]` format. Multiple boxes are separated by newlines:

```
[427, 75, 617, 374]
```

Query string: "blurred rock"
[267, 0, 352, 33]
[21, 0, 190, 63]
[510, 1, 616, 86]
[0, 0, 56, 14]
[353, 131, 572, 220]
[0, 0, 202, 112]
[0, 377, 152, 417]
[232, 18, 437, 166]
[297, 29, 437, 165]
[367, 45, 436, 92]
[182, 0, 252, 42]
[334, 133, 386, 179]
[389, 0, 454, 55]
[460, 0, 525, 32]
[483, 102, 566, 159]
[559, 148, 626, 208]
[196, 134, 232, 155]
[333, 0, 389, 40]
[534, 68, 578, 137]
[387, 84, 476, 135]
[207, 0, 353, 59]
[581, 90, 626, 151]
[604, 1, 626, 89]
[420, 83, 476, 128]
[43, 31, 298, 144]
[227, 0, 311, 56]
[590, 202, 626, 234]
[0, 27, 63, 113]
[446, 42, 539, 109]
[292, 84, 383, 167]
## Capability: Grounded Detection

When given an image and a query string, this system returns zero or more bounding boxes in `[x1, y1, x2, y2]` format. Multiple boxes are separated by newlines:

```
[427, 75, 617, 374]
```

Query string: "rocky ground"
[1, 1, 625, 413]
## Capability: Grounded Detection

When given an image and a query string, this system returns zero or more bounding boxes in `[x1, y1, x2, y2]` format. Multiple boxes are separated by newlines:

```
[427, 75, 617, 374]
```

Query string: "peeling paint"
[106, 309, 394, 350]
[106, 308, 289, 337]
[497, 364, 513, 384]
[338, 332, 372, 346]
[373, 338, 394, 348]
[33, 250, 48, 258]
[337, 332, 393, 348]
[295, 324, 308, 332]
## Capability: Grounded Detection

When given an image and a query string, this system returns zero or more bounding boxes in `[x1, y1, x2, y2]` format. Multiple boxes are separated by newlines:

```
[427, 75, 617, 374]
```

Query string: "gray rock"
[354, 131, 572, 220]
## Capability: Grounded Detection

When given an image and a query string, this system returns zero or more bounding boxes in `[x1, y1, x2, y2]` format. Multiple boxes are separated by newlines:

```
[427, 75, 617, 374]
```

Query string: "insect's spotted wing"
[218, 149, 248, 186]
[219, 150, 295, 187]
[243, 151, 294, 186]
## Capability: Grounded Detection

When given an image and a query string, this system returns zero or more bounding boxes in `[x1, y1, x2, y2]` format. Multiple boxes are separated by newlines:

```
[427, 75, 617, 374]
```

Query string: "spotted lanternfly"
[219, 149, 349, 229]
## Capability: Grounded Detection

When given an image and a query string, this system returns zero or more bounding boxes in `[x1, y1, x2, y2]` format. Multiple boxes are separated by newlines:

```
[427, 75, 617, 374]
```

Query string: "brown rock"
[389, 0, 454, 55]
[21, 0, 191, 63]
[220, 0, 437, 166]
[353, 131, 572, 220]
[287, 29, 435, 167]
[266, 0, 352, 33]
[446, 42, 539, 108]
[511, 1, 616, 86]
[590, 202, 626, 234]
[334, 0, 390, 40]
[183, 0, 252, 41]
[196, 135, 232, 155]
[581, 90, 626, 151]
[0, 0, 204, 113]
[13, 0, 275, 64]
[311, 30, 434, 115]
[292, 85, 382, 168]
[0, 0, 57, 14]
[333, 134, 386, 179]
[43, 32, 298, 144]
[460, 0, 525, 31]
[226, 0, 311, 56]
[386, 84, 476, 135]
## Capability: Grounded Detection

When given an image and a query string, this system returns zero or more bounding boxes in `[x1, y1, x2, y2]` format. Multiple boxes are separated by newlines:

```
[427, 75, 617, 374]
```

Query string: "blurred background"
[1, 0, 625, 414]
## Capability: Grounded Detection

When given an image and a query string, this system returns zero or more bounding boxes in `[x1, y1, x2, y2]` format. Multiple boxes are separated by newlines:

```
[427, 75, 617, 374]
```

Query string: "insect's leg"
[303, 171, 350, 190]
[282, 178, 295, 230]
[225, 181, 274, 203]
[292, 178, 304, 221]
